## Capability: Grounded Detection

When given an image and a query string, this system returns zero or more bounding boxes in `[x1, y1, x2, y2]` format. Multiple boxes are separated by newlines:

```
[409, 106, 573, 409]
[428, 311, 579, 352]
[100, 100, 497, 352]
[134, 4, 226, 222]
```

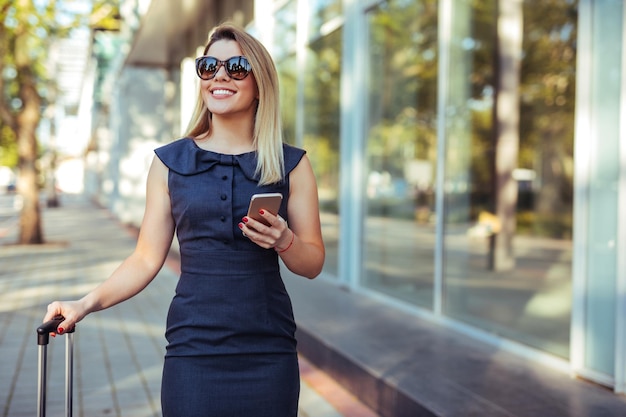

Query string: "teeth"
[212, 89, 234, 96]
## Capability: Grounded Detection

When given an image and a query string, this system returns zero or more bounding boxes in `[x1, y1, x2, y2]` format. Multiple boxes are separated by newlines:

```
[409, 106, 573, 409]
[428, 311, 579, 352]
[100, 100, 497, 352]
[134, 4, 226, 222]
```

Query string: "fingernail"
[259, 210, 265, 215]
[242, 217, 248, 223]
[57, 327, 64, 334]
[238, 223, 244, 229]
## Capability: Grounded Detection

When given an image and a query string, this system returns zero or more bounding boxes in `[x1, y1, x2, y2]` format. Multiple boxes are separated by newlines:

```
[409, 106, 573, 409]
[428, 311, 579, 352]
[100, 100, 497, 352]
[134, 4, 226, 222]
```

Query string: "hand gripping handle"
[36, 315, 75, 417]
[37, 316, 75, 345]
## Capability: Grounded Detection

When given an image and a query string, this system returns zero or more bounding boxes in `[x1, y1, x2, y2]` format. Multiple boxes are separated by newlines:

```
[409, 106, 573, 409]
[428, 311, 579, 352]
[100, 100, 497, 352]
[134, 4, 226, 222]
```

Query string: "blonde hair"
[185, 23, 285, 185]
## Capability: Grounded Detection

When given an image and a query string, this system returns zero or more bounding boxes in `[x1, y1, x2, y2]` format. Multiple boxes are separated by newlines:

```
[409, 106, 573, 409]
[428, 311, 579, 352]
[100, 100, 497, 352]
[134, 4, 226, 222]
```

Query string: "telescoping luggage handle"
[36, 316, 75, 417]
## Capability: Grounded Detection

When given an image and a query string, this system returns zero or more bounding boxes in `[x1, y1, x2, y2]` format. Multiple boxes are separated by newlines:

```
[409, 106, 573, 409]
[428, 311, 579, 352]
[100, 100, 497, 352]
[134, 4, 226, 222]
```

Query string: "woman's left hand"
[239, 155, 324, 278]
[238, 210, 293, 251]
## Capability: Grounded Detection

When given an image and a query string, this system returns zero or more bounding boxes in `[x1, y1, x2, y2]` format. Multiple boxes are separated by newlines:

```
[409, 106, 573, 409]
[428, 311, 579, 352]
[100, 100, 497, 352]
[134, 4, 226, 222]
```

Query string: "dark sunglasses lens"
[225, 57, 251, 80]
[196, 57, 218, 80]
[195, 56, 251, 80]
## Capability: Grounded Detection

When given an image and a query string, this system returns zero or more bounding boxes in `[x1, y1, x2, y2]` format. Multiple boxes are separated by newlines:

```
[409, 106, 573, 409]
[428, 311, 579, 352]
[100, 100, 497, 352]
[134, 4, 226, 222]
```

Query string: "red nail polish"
[57, 327, 64, 334]
[259, 209, 265, 215]
[242, 217, 248, 223]
[238, 223, 244, 229]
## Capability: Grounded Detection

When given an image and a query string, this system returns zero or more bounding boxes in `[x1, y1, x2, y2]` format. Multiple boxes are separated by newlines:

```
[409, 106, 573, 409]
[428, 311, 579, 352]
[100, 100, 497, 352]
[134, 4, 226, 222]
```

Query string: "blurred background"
[1, 0, 625, 401]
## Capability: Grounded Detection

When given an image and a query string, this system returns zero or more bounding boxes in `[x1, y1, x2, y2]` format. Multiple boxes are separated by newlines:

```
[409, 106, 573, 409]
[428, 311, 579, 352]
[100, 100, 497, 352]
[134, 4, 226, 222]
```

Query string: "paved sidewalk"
[0, 194, 371, 417]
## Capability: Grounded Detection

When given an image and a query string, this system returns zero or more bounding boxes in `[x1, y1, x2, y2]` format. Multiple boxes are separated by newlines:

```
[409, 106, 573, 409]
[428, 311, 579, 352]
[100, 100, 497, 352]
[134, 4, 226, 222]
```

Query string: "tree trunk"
[12, 0, 45, 245]
[493, 0, 523, 270]
[16, 75, 44, 244]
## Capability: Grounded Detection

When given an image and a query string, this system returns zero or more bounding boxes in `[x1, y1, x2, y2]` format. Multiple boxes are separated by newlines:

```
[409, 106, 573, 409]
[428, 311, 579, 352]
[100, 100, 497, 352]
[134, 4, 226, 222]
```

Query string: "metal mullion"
[613, 0, 626, 394]
[338, 0, 367, 288]
[433, 0, 453, 316]
[570, 0, 592, 378]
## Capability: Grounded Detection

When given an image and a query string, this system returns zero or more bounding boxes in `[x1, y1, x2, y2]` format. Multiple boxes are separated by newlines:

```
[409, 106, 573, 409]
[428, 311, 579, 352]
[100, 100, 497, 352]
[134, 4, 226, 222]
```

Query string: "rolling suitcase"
[36, 316, 75, 417]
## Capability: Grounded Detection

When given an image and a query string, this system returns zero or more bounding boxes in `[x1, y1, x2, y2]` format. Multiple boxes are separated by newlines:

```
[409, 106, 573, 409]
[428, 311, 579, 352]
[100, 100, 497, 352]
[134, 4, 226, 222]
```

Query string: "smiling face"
[201, 40, 259, 121]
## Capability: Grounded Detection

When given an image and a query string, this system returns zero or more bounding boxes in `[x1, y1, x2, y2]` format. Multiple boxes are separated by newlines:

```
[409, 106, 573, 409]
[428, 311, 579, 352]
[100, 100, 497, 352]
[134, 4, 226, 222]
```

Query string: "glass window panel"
[307, 0, 342, 39]
[274, 1, 297, 59]
[303, 29, 342, 277]
[277, 55, 297, 144]
[443, 0, 577, 358]
[583, 0, 622, 377]
[274, 1, 298, 144]
[363, 0, 439, 308]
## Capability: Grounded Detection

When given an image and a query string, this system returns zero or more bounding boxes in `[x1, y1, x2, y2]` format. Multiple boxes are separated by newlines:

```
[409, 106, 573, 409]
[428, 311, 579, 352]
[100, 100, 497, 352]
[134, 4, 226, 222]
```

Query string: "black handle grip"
[36, 316, 75, 346]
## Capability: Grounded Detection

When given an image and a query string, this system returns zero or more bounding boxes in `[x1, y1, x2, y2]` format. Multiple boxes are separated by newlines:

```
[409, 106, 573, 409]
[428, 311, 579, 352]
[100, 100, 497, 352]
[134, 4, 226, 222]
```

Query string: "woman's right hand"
[43, 300, 88, 336]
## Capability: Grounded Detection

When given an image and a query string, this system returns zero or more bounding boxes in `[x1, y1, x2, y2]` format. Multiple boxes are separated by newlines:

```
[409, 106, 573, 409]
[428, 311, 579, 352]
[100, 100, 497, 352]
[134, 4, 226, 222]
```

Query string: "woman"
[43, 23, 325, 416]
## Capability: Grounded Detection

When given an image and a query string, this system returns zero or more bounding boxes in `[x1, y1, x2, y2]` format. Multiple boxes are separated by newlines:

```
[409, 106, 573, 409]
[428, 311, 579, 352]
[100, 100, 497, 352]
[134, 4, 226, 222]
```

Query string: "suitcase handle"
[36, 315, 75, 417]
[37, 316, 75, 346]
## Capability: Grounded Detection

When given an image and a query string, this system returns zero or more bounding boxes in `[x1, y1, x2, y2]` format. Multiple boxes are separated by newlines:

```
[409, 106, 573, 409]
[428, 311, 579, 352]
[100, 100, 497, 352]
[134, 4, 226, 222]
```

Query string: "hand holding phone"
[246, 193, 283, 226]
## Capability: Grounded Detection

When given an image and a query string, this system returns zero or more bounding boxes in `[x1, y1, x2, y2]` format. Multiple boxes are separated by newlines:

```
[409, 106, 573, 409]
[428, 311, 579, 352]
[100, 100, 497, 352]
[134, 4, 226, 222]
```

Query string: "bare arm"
[240, 155, 325, 278]
[44, 156, 175, 332]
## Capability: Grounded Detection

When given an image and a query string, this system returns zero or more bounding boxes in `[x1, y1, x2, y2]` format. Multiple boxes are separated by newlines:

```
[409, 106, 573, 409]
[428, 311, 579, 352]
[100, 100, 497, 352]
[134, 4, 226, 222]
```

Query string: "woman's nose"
[213, 63, 230, 80]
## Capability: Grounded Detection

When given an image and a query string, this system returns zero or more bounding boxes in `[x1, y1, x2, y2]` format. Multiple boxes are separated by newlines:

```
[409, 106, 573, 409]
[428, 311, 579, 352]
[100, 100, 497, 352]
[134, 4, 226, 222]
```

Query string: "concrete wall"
[87, 66, 170, 227]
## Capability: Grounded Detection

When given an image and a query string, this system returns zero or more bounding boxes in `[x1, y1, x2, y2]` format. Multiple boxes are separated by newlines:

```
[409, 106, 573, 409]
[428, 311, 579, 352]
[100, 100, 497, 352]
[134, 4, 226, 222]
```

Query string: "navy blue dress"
[154, 138, 305, 417]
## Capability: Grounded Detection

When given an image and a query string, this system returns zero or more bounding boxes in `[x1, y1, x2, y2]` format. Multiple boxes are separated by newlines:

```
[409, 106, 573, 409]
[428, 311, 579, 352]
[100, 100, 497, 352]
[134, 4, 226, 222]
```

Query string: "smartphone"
[247, 193, 283, 226]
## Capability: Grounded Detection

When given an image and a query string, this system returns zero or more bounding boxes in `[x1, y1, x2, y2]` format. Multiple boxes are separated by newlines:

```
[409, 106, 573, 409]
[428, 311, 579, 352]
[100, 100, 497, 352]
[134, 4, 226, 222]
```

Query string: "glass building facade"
[248, 0, 626, 392]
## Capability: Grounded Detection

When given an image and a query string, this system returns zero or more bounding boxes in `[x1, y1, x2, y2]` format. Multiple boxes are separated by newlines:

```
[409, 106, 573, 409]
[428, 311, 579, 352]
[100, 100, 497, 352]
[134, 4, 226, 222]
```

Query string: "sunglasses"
[195, 56, 252, 80]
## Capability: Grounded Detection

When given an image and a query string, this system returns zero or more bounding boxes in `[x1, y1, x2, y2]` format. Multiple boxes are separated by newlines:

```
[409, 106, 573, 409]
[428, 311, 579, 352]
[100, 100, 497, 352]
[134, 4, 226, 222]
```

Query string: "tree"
[493, 0, 522, 271]
[0, 0, 84, 244]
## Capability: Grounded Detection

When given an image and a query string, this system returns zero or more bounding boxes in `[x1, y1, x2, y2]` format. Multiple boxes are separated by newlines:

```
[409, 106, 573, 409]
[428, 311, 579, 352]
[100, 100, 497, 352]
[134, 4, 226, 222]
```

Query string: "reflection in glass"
[274, 1, 297, 59]
[363, 0, 439, 308]
[443, 0, 576, 358]
[307, 0, 342, 39]
[303, 29, 342, 277]
[274, 1, 298, 144]
[277, 55, 297, 144]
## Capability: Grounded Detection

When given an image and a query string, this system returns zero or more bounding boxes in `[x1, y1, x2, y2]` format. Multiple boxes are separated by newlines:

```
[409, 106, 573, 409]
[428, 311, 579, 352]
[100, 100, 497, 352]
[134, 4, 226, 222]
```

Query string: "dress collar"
[155, 138, 259, 180]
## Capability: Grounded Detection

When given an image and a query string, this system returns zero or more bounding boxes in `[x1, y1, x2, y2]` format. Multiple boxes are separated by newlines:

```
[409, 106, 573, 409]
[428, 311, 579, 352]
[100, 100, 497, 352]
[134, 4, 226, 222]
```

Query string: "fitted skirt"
[161, 353, 300, 417]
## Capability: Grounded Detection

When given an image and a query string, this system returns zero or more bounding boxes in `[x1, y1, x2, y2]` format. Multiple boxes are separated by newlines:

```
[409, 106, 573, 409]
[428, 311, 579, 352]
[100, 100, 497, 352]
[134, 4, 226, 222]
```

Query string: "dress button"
[222, 175, 228, 180]
[221, 194, 227, 201]
[220, 216, 226, 222]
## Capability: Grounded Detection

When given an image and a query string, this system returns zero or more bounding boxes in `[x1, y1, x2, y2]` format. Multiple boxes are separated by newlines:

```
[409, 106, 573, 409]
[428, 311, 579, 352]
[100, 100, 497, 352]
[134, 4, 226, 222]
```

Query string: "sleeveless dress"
[154, 138, 305, 417]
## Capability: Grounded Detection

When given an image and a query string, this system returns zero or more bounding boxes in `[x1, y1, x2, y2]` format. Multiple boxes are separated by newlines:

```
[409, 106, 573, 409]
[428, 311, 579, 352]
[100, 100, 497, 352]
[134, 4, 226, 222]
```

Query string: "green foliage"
[365, 0, 439, 188]
[0, 0, 120, 116]
[1, 0, 87, 130]
[301, 28, 342, 197]
[0, 124, 18, 167]
[364, 0, 576, 239]
[3, 1, 85, 85]
[0, 0, 119, 161]
[91, 0, 121, 31]
[517, 211, 573, 239]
